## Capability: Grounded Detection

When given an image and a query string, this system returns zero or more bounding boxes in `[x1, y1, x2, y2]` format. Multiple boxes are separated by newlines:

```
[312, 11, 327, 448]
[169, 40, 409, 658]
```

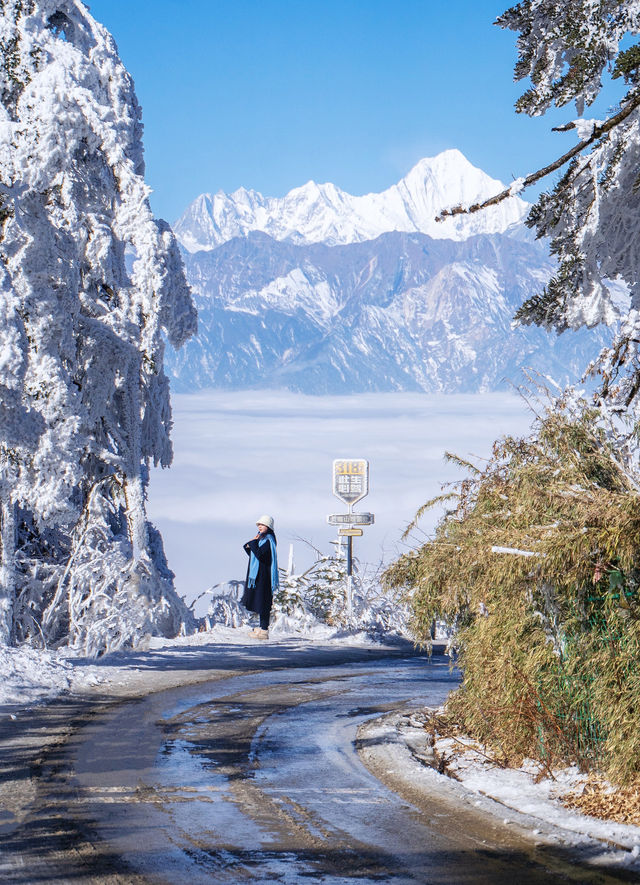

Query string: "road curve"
[0, 640, 635, 883]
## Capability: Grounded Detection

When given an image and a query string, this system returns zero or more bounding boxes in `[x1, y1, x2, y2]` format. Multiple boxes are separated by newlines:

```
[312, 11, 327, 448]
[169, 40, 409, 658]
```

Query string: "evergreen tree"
[440, 2, 640, 408]
[0, 1, 197, 652]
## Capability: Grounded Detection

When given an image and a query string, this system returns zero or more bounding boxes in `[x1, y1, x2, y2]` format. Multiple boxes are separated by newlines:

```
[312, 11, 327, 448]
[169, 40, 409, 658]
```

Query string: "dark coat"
[241, 530, 276, 616]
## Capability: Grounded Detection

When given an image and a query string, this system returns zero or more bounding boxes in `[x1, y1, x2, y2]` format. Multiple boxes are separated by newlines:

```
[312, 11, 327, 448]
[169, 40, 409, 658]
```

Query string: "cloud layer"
[147, 390, 533, 600]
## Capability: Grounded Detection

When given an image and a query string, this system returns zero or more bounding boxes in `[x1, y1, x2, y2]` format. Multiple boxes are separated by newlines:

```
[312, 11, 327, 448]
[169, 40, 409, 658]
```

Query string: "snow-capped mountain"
[167, 150, 611, 395]
[174, 150, 528, 252]
[165, 229, 609, 395]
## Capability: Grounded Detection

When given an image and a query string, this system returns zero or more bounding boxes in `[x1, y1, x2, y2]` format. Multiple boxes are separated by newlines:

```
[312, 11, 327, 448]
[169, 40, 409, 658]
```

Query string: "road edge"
[357, 711, 640, 882]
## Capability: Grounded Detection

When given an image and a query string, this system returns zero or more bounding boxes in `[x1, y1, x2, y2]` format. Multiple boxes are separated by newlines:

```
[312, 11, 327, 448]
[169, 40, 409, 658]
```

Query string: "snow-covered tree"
[0, 262, 36, 644]
[0, 1, 197, 652]
[272, 541, 410, 634]
[440, 2, 640, 409]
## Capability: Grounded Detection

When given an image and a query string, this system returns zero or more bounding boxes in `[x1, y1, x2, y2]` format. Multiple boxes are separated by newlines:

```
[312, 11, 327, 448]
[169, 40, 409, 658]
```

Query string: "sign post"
[330, 459, 372, 621]
[332, 459, 369, 510]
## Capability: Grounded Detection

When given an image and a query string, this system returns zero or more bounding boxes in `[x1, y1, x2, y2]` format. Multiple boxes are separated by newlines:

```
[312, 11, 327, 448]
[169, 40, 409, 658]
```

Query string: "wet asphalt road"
[1, 640, 636, 883]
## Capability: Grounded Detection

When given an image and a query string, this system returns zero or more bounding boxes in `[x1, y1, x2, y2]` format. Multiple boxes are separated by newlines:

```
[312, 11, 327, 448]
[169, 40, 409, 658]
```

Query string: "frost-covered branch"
[0, 0, 197, 652]
[435, 1, 640, 409]
[491, 546, 542, 558]
[435, 91, 640, 222]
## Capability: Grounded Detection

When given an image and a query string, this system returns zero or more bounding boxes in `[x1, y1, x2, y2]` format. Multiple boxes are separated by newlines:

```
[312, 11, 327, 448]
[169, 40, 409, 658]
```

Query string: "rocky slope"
[165, 229, 607, 394]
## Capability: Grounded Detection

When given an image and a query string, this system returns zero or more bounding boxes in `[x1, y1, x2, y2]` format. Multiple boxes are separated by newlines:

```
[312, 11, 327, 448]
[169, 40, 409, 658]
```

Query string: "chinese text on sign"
[332, 459, 369, 506]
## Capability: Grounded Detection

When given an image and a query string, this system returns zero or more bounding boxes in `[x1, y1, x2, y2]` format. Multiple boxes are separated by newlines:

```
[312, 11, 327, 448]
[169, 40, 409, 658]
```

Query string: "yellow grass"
[384, 396, 640, 785]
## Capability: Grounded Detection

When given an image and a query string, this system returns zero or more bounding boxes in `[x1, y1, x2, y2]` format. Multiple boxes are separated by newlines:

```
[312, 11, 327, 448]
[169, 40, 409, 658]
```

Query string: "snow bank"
[0, 645, 106, 709]
[199, 573, 413, 644]
[392, 711, 640, 873]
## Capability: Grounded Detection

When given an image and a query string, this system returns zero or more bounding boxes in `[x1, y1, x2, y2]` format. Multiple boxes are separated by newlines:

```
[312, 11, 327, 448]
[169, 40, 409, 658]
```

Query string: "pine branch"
[436, 90, 640, 222]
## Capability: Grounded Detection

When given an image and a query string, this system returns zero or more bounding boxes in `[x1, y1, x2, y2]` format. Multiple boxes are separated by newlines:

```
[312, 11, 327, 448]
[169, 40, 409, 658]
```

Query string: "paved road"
[0, 640, 635, 883]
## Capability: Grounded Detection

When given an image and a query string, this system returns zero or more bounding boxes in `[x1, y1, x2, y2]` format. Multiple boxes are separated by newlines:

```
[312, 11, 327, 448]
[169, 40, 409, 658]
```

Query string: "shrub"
[384, 393, 640, 784]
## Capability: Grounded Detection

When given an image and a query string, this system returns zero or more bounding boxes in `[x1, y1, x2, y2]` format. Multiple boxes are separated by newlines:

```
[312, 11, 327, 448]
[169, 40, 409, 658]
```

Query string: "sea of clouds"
[147, 390, 535, 603]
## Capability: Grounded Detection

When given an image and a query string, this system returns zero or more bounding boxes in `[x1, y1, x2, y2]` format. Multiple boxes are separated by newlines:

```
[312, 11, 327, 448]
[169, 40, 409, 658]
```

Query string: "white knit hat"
[256, 514, 275, 529]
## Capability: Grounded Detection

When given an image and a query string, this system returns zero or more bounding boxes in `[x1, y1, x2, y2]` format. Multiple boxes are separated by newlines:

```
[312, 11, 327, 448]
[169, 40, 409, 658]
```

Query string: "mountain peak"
[408, 148, 468, 172]
[174, 150, 529, 253]
[230, 185, 261, 201]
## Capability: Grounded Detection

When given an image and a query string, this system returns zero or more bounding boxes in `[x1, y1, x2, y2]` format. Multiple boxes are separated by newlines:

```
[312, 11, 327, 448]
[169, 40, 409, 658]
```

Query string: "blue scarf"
[248, 534, 279, 591]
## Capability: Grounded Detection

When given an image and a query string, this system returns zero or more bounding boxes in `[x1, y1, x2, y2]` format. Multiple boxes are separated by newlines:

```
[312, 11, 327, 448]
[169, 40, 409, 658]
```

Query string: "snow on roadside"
[0, 646, 107, 710]
[393, 712, 640, 872]
[268, 611, 401, 644]
[149, 621, 394, 647]
[0, 622, 391, 713]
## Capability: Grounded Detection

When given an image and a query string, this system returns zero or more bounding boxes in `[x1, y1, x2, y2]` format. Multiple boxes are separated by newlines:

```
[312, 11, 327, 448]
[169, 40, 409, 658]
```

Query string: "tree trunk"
[124, 472, 149, 561]
[0, 493, 16, 646]
[120, 350, 149, 562]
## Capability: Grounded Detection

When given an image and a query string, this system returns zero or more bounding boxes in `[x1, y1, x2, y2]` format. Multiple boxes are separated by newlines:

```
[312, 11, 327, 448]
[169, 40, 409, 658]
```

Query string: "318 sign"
[332, 459, 369, 506]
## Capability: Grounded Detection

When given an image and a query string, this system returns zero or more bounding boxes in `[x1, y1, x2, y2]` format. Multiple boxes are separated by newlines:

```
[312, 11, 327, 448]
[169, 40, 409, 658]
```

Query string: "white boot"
[248, 627, 269, 640]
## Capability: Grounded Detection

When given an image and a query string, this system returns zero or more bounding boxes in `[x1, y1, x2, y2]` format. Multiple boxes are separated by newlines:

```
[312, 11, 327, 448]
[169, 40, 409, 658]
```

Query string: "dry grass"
[563, 775, 640, 826]
[385, 394, 640, 785]
[425, 708, 640, 826]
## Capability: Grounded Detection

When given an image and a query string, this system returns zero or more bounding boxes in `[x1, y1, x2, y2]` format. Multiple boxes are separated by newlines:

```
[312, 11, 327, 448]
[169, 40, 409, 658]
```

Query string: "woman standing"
[242, 514, 279, 639]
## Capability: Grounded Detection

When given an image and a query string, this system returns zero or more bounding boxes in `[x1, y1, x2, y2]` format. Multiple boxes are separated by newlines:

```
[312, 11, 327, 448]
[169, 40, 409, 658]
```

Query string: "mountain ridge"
[168, 151, 610, 396]
[173, 149, 529, 253]
[165, 228, 608, 395]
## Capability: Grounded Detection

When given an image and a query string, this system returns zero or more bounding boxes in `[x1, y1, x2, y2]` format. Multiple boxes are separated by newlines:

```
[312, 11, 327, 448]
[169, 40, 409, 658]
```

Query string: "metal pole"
[346, 534, 353, 621]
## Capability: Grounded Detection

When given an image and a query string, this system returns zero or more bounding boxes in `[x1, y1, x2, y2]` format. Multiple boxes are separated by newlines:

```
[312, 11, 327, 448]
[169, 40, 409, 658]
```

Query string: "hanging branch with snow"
[0, 0, 197, 653]
[437, 1, 640, 411]
[435, 93, 640, 222]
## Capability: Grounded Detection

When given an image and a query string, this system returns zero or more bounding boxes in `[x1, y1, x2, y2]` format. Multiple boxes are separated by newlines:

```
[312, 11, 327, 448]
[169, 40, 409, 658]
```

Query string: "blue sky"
[87, 0, 624, 223]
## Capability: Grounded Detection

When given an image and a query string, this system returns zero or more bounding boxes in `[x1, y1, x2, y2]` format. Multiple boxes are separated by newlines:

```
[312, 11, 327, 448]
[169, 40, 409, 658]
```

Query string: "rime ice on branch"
[0, 0, 197, 653]
[440, 1, 640, 410]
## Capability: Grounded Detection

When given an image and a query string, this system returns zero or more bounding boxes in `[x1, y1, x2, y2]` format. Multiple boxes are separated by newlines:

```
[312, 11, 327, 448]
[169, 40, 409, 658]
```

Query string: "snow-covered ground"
[0, 646, 108, 709]
[362, 711, 640, 875]
[2, 631, 640, 876]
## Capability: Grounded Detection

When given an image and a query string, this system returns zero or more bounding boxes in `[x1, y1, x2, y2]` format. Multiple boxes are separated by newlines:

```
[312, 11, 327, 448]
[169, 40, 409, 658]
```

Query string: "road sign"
[327, 512, 375, 526]
[339, 528, 363, 536]
[333, 459, 369, 506]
